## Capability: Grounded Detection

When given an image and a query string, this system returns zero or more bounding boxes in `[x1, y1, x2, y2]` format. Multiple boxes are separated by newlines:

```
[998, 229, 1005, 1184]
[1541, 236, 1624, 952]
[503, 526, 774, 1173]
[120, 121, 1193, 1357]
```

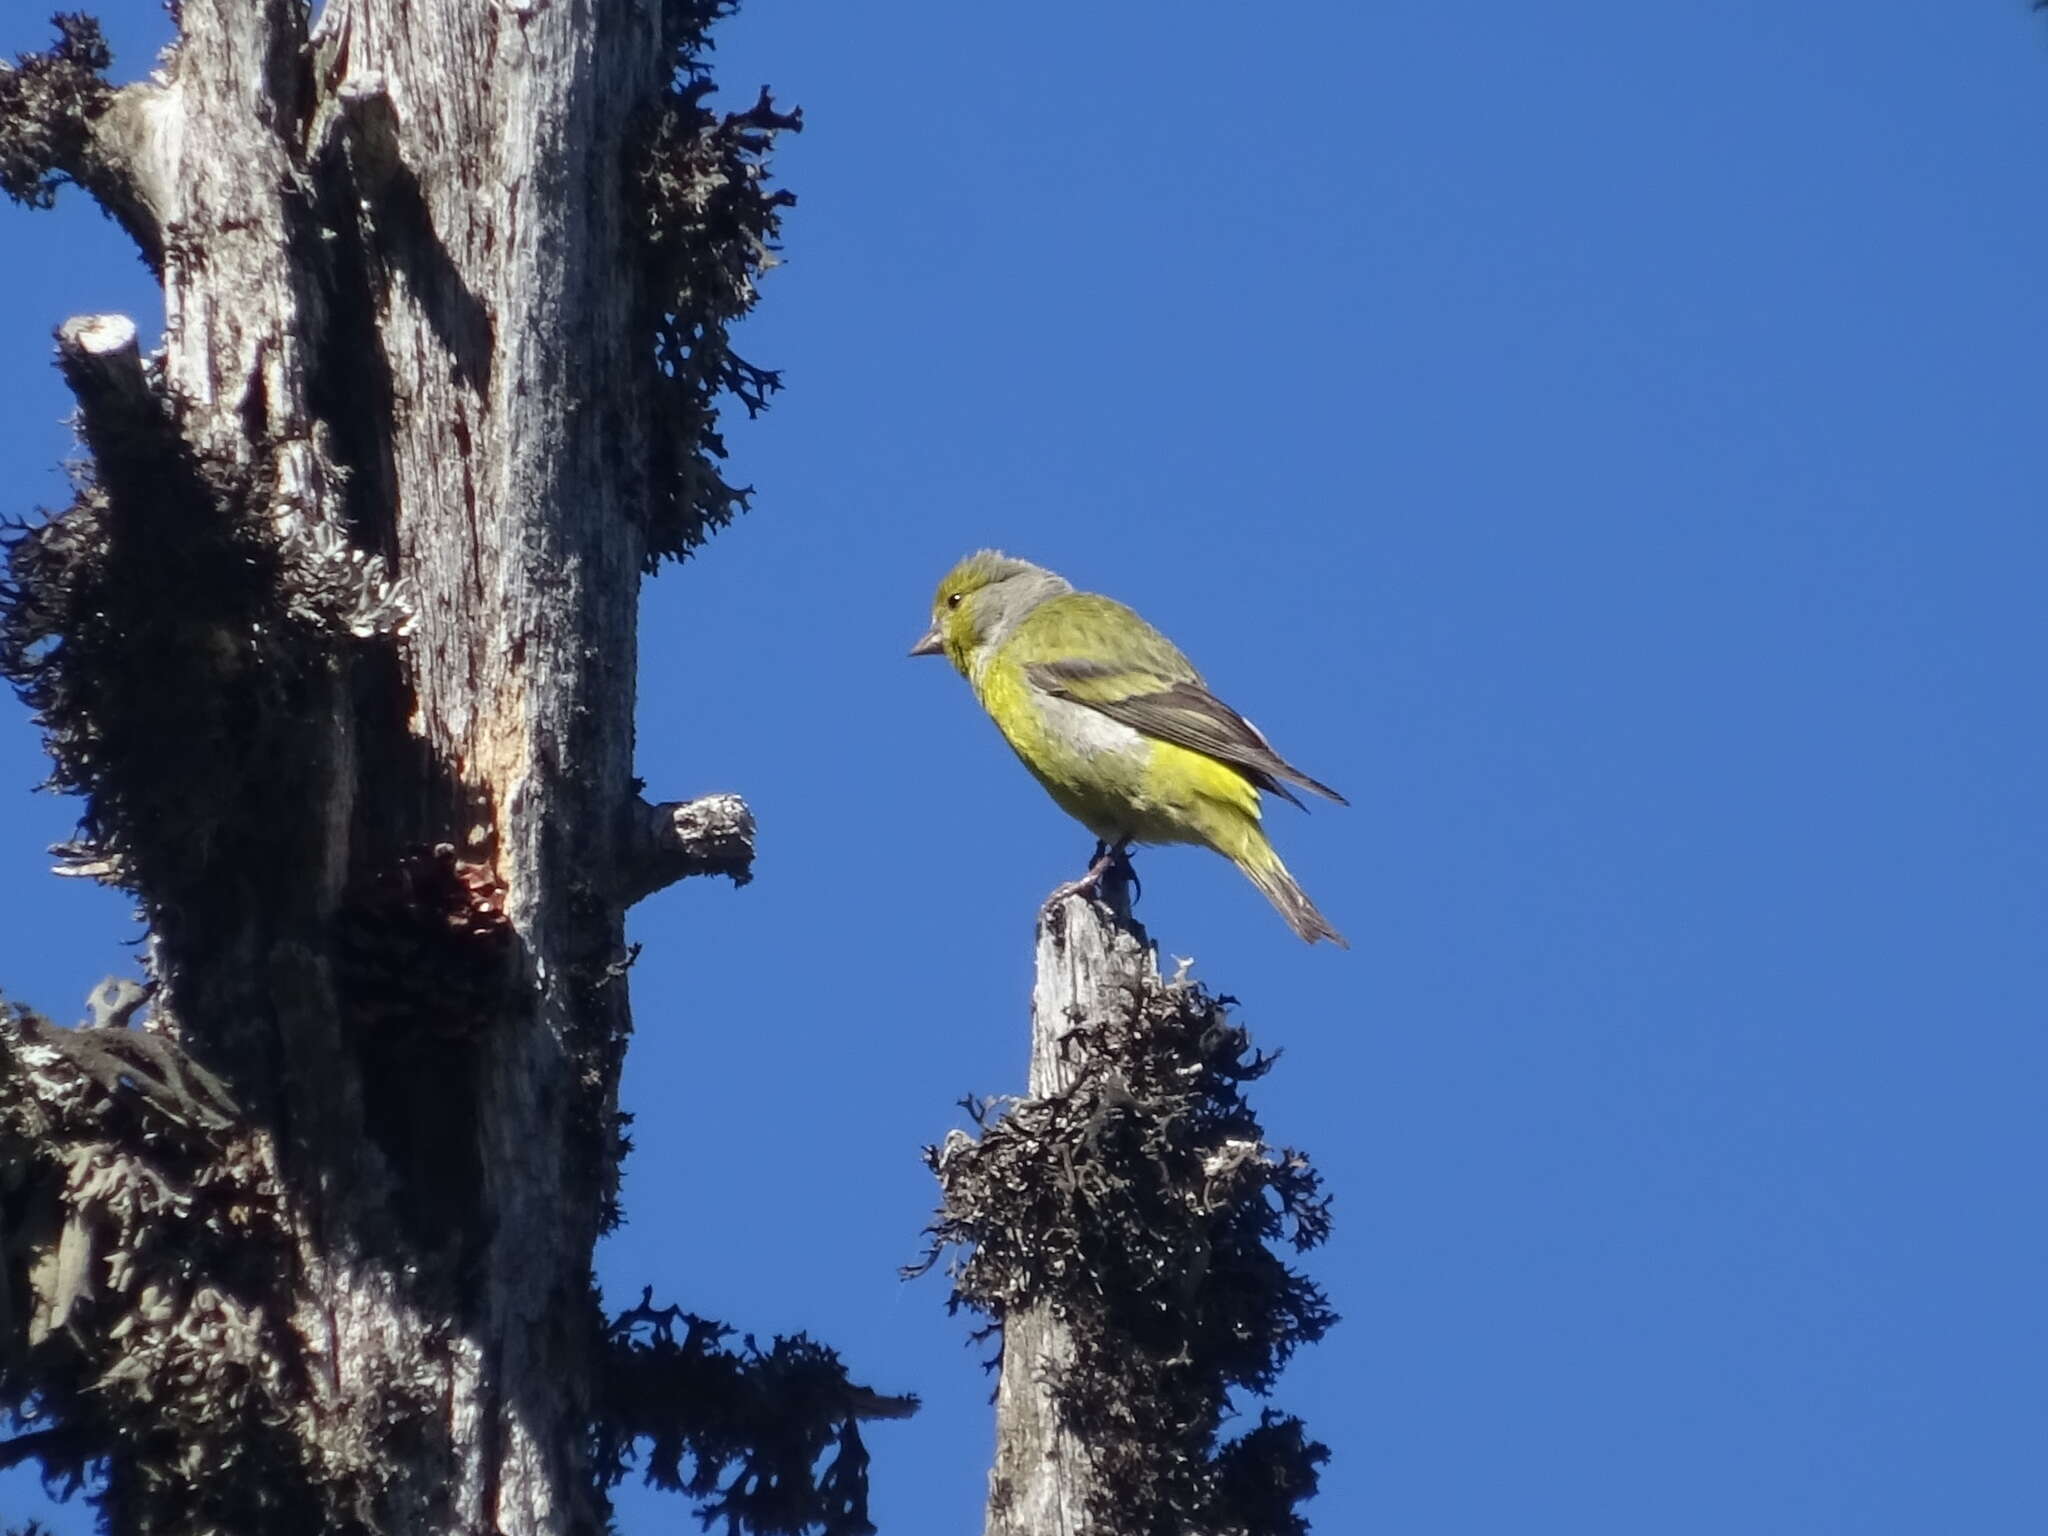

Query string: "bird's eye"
[946, 592, 963, 609]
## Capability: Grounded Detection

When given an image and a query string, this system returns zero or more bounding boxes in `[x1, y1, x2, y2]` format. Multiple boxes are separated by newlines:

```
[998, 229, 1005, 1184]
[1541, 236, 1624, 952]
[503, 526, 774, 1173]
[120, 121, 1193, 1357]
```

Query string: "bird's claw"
[1042, 839, 1139, 915]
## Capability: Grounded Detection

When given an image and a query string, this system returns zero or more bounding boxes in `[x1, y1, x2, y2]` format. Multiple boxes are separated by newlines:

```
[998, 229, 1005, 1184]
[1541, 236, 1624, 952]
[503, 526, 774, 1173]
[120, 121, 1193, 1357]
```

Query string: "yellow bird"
[910, 551, 1346, 945]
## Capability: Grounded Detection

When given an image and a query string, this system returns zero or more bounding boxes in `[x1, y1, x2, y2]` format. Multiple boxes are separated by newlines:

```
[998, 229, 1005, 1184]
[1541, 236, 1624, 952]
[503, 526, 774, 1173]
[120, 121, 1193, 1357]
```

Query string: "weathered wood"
[619, 792, 757, 905]
[53, 312, 143, 413]
[918, 872, 1335, 1536]
[986, 886, 1152, 1536]
[1, 3, 794, 1532]
[123, 3, 664, 1526]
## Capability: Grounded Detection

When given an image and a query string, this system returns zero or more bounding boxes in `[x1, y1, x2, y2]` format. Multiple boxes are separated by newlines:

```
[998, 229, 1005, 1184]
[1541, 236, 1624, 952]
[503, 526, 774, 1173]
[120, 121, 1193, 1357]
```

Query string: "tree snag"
[0, 6, 904, 1534]
[918, 881, 1337, 1536]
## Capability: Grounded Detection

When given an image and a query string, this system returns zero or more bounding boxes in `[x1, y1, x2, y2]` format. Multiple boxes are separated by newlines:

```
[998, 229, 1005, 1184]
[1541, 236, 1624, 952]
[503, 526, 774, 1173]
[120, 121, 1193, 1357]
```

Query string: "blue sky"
[5, 2, 2046, 1532]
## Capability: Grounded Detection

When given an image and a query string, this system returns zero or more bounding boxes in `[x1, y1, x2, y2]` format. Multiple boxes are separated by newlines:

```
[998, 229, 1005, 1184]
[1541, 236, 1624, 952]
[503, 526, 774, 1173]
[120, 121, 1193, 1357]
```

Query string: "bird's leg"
[1043, 843, 1117, 908]
[1042, 837, 1136, 914]
[1106, 840, 1141, 907]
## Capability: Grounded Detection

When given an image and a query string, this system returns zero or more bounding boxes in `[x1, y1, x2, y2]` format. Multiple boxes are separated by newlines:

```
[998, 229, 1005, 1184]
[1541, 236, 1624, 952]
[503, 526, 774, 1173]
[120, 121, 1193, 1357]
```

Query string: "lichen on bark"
[0, 3, 879, 1533]
[917, 910, 1337, 1536]
[0, 15, 160, 267]
[632, 2, 802, 566]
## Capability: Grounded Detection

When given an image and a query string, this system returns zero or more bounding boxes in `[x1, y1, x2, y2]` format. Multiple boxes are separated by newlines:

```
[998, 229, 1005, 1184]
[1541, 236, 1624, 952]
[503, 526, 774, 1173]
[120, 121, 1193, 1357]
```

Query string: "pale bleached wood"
[5, 2, 770, 1531]
[620, 793, 757, 905]
[130, 4, 662, 1526]
[53, 313, 143, 408]
[985, 886, 1156, 1536]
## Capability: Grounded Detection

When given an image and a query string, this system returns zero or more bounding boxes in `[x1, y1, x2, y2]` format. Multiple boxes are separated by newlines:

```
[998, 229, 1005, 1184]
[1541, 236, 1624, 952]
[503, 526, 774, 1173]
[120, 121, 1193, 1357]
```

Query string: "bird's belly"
[1003, 693, 1247, 847]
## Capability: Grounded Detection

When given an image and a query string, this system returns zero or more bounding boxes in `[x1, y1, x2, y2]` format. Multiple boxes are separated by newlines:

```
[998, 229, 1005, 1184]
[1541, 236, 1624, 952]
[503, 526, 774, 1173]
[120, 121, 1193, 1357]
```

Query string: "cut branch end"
[620, 792, 756, 904]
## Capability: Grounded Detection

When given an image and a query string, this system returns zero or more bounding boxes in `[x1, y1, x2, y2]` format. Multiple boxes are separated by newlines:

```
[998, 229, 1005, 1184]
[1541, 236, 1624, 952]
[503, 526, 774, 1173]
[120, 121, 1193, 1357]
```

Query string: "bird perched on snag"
[910, 550, 1347, 946]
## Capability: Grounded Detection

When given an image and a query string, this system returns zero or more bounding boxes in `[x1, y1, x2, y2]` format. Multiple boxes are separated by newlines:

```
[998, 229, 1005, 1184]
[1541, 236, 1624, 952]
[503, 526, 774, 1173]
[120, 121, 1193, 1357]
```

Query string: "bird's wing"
[1020, 599, 1346, 809]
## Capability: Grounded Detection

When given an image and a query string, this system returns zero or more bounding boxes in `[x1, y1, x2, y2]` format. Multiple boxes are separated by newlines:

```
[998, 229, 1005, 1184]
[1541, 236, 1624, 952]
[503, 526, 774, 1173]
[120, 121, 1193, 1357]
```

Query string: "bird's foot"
[1042, 838, 1138, 915]
[1112, 843, 1142, 907]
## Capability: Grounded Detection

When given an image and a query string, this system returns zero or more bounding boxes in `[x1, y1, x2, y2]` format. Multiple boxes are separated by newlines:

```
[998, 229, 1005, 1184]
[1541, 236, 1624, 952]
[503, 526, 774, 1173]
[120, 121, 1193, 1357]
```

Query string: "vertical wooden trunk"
[0, 2, 773, 1531]
[984, 892, 1155, 1533]
[929, 881, 1335, 1536]
[147, 3, 657, 1524]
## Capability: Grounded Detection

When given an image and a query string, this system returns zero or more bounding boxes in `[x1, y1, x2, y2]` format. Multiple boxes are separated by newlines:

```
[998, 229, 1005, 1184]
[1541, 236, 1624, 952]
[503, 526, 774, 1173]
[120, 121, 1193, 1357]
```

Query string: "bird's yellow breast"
[972, 648, 1262, 850]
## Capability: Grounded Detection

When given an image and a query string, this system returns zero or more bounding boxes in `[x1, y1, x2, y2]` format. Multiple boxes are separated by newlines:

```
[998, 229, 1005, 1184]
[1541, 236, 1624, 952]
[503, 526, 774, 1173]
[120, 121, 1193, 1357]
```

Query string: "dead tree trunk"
[923, 883, 1338, 1535]
[979, 891, 1150, 1531]
[0, 7, 903, 1535]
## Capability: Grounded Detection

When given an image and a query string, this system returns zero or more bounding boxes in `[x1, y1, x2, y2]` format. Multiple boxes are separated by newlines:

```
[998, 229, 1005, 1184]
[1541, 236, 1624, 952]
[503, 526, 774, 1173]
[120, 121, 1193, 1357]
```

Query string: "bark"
[920, 879, 1336, 1536]
[0, 6, 902, 1535]
[982, 887, 1153, 1532]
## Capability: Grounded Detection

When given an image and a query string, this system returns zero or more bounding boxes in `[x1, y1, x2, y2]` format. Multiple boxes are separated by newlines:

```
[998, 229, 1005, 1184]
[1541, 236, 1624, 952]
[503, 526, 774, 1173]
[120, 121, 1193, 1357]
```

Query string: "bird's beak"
[908, 627, 944, 658]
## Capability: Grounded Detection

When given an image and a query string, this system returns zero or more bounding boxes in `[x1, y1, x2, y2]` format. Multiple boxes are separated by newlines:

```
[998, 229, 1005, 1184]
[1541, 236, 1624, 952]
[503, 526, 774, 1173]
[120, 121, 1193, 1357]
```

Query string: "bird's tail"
[1235, 835, 1347, 948]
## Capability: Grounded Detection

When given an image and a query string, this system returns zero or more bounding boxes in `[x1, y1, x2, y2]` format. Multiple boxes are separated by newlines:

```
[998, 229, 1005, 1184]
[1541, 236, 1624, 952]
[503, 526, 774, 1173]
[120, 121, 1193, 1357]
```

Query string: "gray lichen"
[0, 447, 335, 927]
[630, 5, 800, 567]
[0, 15, 112, 209]
[917, 973, 1336, 1535]
[593, 1287, 918, 1536]
[0, 14, 162, 267]
[0, 995, 326, 1532]
[0, 5, 896, 1532]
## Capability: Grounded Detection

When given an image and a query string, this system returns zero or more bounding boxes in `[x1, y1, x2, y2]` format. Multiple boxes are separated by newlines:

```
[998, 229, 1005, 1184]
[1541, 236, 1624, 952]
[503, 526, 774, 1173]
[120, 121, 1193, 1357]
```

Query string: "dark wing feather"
[1028, 660, 1348, 809]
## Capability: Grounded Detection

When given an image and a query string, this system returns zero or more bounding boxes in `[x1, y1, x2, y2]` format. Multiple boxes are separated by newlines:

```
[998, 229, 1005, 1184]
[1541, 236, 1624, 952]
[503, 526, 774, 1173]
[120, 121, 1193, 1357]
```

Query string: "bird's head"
[909, 550, 1072, 675]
